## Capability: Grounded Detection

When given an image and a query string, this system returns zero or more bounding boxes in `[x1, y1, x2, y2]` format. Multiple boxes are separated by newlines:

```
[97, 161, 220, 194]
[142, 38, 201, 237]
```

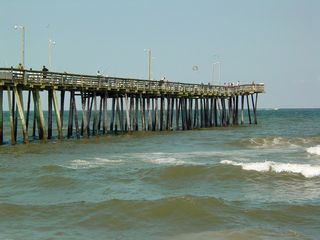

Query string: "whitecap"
[149, 157, 187, 165]
[220, 160, 320, 178]
[94, 158, 124, 163]
[63, 158, 123, 169]
[306, 145, 320, 156]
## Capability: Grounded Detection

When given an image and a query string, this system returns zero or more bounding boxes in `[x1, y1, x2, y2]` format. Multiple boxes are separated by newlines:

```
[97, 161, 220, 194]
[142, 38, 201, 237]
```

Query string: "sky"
[1, 0, 319, 108]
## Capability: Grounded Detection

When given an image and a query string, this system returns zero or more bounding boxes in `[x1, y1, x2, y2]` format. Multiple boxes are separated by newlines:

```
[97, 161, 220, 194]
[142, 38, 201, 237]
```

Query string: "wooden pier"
[0, 67, 264, 145]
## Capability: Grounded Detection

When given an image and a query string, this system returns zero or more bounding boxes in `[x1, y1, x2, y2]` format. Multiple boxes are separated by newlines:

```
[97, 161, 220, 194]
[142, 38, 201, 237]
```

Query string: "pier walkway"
[0, 67, 264, 145]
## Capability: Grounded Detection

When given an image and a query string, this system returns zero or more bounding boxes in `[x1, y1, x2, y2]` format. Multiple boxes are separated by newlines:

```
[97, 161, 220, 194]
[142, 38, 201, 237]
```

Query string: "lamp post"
[144, 49, 152, 80]
[48, 39, 56, 70]
[212, 55, 221, 85]
[14, 25, 25, 68]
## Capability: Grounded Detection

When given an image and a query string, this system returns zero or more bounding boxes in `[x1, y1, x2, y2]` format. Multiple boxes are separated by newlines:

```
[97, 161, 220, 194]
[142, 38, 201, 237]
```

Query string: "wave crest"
[220, 160, 320, 178]
[62, 158, 124, 169]
[306, 145, 320, 156]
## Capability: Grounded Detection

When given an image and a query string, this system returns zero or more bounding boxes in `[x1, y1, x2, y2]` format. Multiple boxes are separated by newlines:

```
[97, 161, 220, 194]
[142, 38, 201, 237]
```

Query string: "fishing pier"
[0, 67, 264, 145]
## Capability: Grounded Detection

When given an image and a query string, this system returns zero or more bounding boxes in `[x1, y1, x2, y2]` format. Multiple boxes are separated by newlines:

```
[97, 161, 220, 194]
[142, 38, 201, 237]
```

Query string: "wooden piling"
[67, 91, 74, 138]
[33, 89, 47, 141]
[48, 89, 53, 139]
[72, 92, 80, 139]
[87, 93, 93, 135]
[205, 98, 209, 127]
[130, 96, 134, 131]
[182, 98, 187, 130]
[110, 96, 115, 133]
[189, 98, 193, 130]
[26, 90, 31, 131]
[176, 98, 180, 130]
[103, 92, 108, 134]
[200, 98, 204, 128]
[214, 98, 218, 127]
[92, 92, 97, 135]
[14, 87, 29, 143]
[97, 96, 103, 132]
[221, 98, 226, 126]
[119, 96, 124, 133]
[154, 97, 159, 131]
[160, 96, 164, 131]
[0, 87, 3, 145]
[140, 94, 145, 131]
[60, 90, 65, 130]
[7, 87, 15, 144]
[125, 94, 130, 132]
[135, 96, 139, 131]
[147, 96, 151, 131]
[252, 93, 258, 124]
[115, 96, 120, 133]
[170, 97, 174, 131]
[241, 95, 244, 125]
[228, 97, 232, 126]
[33, 97, 36, 138]
[81, 92, 88, 137]
[53, 89, 63, 139]
[246, 94, 252, 124]
[209, 98, 214, 127]
[12, 89, 17, 142]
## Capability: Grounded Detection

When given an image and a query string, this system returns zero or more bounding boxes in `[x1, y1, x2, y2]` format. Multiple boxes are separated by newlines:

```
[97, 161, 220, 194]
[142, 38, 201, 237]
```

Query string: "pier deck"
[0, 67, 264, 145]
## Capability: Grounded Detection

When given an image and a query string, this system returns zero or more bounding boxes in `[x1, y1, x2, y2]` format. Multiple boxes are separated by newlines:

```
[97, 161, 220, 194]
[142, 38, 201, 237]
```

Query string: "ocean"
[0, 108, 320, 240]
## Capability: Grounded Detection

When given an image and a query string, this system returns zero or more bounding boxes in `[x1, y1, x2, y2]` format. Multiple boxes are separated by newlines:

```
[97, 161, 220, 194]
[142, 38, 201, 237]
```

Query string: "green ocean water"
[1, 109, 320, 239]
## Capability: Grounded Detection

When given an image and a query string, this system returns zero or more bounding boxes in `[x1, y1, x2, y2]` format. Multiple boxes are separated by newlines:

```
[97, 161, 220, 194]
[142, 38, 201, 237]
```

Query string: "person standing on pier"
[17, 63, 23, 70]
[42, 65, 48, 79]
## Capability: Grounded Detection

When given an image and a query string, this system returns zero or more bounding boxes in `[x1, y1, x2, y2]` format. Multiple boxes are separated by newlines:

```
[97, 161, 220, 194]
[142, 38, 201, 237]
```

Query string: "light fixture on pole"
[192, 65, 199, 83]
[212, 55, 221, 85]
[48, 39, 56, 70]
[14, 25, 25, 68]
[144, 48, 152, 80]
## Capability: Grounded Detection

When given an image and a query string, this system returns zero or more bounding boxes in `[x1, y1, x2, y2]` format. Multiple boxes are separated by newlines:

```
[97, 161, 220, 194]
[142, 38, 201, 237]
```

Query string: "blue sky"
[1, 0, 319, 108]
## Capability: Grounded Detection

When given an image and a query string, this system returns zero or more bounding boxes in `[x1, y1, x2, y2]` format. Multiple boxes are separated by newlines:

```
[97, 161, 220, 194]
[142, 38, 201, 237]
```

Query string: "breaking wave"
[306, 145, 320, 156]
[63, 158, 124, 169]
[220, 160, 320, 178]
[239, 136, 320, 149]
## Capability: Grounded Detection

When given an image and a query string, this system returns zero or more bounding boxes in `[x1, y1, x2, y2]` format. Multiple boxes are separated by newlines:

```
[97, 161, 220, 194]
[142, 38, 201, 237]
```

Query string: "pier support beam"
[147, 96, 151, 131]
[14, 87, 29, 143]
[60, 90, 65, 130]
[81, 92, 88, 137]
[246, 94, 252, 124]
[32, 89, 47, 141]
[103, 92, 108, 134]
[125, 94, 130, 132]
[0, 87, 3, 145]
[26, 90, 31, 131]
[53, 89, 63, 139]
[48, 89, 53, 139]
[7, 87, 15, 144]
[252, 93, 258, 124]
[67, 91, 74, 138]
[241, 95, 244, 125]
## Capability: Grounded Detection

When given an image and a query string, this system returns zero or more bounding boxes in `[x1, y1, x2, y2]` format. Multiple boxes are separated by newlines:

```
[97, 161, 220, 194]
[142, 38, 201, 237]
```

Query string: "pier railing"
[0, 68, 264, 97]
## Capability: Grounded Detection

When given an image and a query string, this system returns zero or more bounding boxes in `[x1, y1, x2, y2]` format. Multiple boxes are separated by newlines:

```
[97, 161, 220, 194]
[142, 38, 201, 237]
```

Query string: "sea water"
[0, 109, 320, 239]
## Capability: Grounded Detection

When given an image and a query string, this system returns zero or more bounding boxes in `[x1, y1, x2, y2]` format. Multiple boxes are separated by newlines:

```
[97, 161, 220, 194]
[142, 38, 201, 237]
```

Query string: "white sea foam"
[220, 160, 320, 178]
[248, 137, 305, 149]
[64, 158, 123, 169]
[149, 157, 187, 165]
[306, 145, 320, 156]
[136, 152, 208, 165]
